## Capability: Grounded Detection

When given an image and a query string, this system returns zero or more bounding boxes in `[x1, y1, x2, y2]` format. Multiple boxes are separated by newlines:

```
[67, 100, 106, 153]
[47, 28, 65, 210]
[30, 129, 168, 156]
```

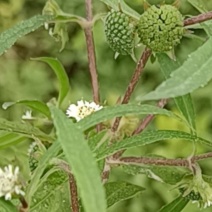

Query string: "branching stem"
[111, 47, 152, 132]
[184, 11, 212, 26]
[108, 152, 212, 169]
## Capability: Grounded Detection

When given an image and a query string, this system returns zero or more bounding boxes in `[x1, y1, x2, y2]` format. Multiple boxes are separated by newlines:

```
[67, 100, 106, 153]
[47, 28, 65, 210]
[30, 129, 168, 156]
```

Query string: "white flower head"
[0, 165, 25, 200]
[66, 100, 103, 122]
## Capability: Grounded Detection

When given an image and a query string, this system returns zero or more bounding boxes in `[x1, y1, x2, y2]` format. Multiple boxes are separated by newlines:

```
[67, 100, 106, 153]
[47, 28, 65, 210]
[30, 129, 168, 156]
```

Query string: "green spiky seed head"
[104, 10, 136, 55]
[138, 5, 184, 52]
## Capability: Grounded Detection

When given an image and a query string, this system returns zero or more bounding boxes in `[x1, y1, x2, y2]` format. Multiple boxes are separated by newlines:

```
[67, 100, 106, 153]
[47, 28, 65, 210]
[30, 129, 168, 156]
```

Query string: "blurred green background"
[0, 0, 212, 211]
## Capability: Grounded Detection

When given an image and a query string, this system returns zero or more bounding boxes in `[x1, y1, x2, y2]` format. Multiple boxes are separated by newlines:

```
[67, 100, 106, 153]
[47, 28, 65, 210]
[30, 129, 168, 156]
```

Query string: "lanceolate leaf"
[157, 53, 196, 132]
[50, 106, 107, 212]
[88, 130, 109, 152]
[30, 171, 70, 212]
[158, 196, 189, 212]
[96, 130, 211, 160]
[0, 118, 53, 142]
[0, 15, 53, 56]
[32, 57, 70, 107]
[138, 37, 212, 101]
[78, 104, 177, 131]
[2, 100, 50, 118]
[122, 165, 187, 185]
[26, 141, 61, 205]
[105, 182, 145, 208]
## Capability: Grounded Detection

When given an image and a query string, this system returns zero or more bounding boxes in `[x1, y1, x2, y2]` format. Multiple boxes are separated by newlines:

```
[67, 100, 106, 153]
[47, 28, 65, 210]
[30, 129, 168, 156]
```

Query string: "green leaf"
[30, 170, 70, 212]
[32, 57, 69, 107]
[50, 106, 107, 212]
[78, 104, 177, 131]
[0, 15, 53, 56]
[0, 198, 18, 212]
[188, 0, 207, 13]
[105, 182, 145, 208]
[96, 130, 211, 160]
[122, 165, 187, 185]
[158, 196, 189, 212]
[2, 100, 50, 118]
[100, 0, 140, 20]
[138, 37, 212, 101]
[0, 131, 27, 149]
[157, 53, 196, 132]
[88, 130, 109, 152]
[0, 118, 53, 142]
[26, 141, 61, 205]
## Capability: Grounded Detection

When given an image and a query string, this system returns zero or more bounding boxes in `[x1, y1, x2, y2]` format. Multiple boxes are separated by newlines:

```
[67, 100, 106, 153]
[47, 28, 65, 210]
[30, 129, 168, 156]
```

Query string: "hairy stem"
[84, 0, 100, 104]
[111, 47, 152, 132]
[184, 11, 212, 26]
[69, 173, 80, 212]
[108, 152, 212, 169]
[101, 48, 152, 182]
[133, 99, 167, 135]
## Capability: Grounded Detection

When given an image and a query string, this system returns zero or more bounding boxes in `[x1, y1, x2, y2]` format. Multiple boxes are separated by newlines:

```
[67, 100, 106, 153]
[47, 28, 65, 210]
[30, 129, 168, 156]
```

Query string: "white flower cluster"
[66, 100, 103, 122]
[0, 165, 25, 200]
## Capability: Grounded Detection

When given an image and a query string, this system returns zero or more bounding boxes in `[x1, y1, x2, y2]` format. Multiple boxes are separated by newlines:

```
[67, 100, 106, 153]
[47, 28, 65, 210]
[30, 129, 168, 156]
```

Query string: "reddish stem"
[184, 11, 212, 26]
[133, 99, 167, 135]
[108, 152, 212, 168]
[69, 173, 79, 212]
[111, 48, 152, 132]
[84, 0, 100, 104]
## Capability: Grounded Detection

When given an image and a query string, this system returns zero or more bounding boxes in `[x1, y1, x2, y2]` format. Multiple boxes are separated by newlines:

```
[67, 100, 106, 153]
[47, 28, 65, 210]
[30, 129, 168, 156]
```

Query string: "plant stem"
[69, 173, 80, 212]
[101, 48, 152, 182]
[84, 0, 100, 104]
[108, 152, 212, 169]
[19, 197, 28, 212]
[111, 47, 152, 132]
[184, 11, 212, 26]
[133, 99, 167, 135]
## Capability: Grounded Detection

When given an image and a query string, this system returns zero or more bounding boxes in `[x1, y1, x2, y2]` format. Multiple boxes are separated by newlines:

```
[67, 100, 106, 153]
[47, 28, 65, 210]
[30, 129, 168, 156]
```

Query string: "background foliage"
[0, 0, 212, 211]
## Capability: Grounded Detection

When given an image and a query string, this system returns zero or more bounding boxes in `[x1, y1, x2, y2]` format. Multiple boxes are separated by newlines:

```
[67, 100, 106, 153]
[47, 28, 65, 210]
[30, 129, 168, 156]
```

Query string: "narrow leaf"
[96, 130, 211, 160]
[157, 53, 196, 132]
[88, 130, 109, 152]
[2, 100, 50, 118]
[78, 104, 177, 131]
[0, 15, 53, 56]
[0, 198, 18, 212]
[105, 182, 145, 208]
[50, 106, 107, 212]
[0, 118, 53, 142]
[122, 165, 187, 185]
[138, 37, 212, 101]
[26, 141, 61, 204]
[32, 57, 70, 107]
[158, 196, 189, 212]
[30, 170, 70, 212]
